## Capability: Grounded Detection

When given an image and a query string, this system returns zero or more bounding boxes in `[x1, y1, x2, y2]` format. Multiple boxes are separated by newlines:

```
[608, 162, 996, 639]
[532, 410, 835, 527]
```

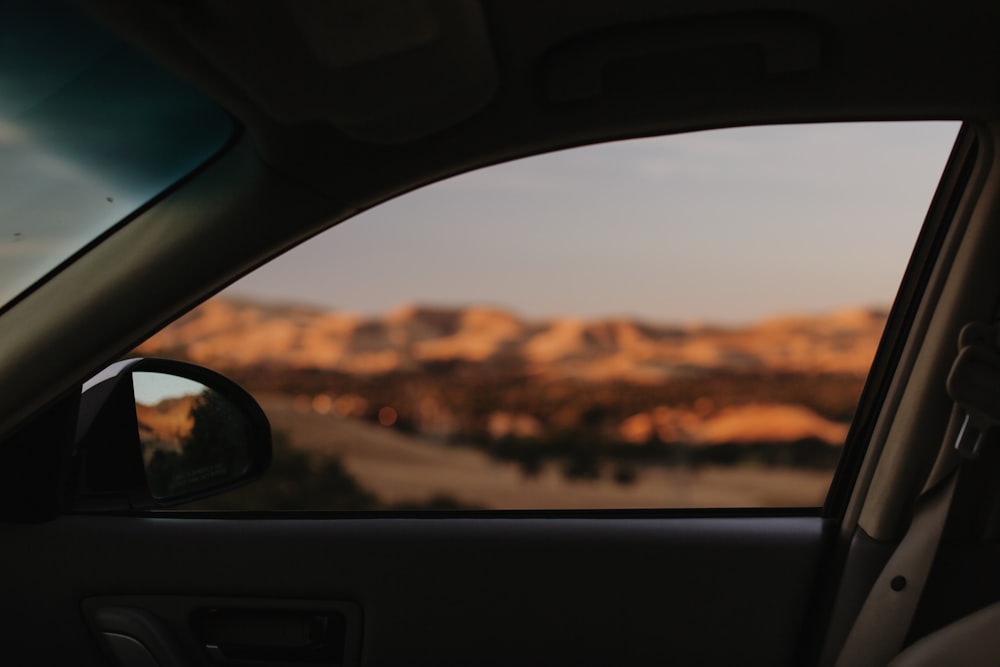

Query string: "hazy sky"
[133, 372, 206, 406]
[229, 122, 960, 325]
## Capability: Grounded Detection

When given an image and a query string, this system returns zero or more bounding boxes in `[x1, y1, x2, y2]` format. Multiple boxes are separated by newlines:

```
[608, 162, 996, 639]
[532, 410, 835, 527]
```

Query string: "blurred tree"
[145, 389, 250, 498]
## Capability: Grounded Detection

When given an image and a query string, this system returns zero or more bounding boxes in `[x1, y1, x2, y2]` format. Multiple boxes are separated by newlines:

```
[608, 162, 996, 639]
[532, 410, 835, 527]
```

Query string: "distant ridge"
[138, 297, 887, 381]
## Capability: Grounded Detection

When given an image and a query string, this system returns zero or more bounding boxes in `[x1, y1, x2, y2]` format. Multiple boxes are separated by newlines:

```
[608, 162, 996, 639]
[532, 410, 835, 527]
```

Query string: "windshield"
[0, 0, 234, 308]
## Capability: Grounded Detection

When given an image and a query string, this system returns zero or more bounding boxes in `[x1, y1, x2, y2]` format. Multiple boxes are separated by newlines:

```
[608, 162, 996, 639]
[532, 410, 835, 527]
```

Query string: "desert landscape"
[136, 297, 886, 509]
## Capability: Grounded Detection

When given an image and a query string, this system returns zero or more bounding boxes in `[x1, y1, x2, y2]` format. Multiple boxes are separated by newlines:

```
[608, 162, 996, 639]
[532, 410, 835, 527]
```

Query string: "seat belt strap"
[834, 322, 1000, 666]
[834, 469, 959, 667]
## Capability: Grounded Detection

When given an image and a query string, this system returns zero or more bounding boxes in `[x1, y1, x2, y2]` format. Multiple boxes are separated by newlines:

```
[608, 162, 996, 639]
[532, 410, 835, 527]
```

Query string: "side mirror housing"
[74, 358, 271, 510]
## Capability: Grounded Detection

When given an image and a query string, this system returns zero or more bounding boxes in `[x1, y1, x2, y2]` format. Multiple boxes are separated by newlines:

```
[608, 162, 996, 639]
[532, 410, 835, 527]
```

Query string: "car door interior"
[9, 513, 830, 666]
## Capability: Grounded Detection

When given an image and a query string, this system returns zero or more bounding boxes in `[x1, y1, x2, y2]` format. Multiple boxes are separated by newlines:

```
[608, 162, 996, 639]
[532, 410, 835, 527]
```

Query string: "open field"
[259, 394, 834, 509]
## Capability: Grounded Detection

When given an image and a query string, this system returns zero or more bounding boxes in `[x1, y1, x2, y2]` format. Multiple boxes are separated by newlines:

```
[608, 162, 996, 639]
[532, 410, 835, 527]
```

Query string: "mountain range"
[138, 297, 887, 383]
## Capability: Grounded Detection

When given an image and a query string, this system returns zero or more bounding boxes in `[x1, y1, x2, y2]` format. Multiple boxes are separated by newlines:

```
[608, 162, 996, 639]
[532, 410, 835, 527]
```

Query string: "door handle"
[93, 607, 191, 667]
[193, 608, 347, 666]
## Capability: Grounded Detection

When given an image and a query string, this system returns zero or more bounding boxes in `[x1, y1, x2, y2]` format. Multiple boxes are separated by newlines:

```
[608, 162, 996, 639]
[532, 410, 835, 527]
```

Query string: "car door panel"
[2, 515, 829, 666]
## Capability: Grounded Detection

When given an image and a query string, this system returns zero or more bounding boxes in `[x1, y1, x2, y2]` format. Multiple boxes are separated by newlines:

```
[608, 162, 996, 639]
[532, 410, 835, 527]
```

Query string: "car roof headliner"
[78, 0, 1000, 209]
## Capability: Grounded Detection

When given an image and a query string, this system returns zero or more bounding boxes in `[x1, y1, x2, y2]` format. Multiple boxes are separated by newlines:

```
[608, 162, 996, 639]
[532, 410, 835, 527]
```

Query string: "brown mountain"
[138, 297, 887, 382]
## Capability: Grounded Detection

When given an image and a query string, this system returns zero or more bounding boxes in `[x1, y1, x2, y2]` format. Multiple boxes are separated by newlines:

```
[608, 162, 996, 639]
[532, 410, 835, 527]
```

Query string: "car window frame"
[124, 121, 973, 520]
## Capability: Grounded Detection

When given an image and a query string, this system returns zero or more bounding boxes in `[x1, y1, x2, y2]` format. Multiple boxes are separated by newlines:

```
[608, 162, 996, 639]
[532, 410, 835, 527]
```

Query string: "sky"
[228, 121, 961, 325]
[133, 372, 206, 406]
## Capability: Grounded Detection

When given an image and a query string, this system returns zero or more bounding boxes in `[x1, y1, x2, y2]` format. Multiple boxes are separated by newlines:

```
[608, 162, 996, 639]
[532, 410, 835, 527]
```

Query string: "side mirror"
[74, 358, 271, 510]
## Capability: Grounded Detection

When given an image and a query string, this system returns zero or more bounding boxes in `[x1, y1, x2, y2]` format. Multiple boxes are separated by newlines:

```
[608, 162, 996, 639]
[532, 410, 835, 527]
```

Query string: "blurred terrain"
[139, 298, 886, 509]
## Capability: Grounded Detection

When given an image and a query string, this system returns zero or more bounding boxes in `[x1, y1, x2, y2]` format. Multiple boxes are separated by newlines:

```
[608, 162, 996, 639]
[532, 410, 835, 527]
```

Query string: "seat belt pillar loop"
[948, 322, 1000, 459]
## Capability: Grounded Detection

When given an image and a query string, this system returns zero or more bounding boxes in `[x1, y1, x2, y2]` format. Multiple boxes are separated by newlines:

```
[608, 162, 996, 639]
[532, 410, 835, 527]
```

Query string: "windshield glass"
[0, 0, 234, 308]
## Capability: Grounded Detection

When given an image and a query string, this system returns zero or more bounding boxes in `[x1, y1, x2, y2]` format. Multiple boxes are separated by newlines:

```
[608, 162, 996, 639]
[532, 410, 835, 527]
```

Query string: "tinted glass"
[0, 0, 234, 307]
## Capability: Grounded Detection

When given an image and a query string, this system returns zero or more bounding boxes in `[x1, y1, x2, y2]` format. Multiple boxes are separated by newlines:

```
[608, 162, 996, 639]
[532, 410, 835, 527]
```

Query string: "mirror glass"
[133, 371, 253, 500]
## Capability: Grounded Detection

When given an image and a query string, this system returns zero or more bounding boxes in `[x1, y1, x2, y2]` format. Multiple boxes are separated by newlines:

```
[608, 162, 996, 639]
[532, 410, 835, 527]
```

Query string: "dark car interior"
[5, 1, 1000, 665]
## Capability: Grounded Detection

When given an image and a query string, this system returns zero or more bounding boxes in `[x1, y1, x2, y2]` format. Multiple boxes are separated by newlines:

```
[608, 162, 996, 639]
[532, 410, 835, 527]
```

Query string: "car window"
[137, 121, 959, 510]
